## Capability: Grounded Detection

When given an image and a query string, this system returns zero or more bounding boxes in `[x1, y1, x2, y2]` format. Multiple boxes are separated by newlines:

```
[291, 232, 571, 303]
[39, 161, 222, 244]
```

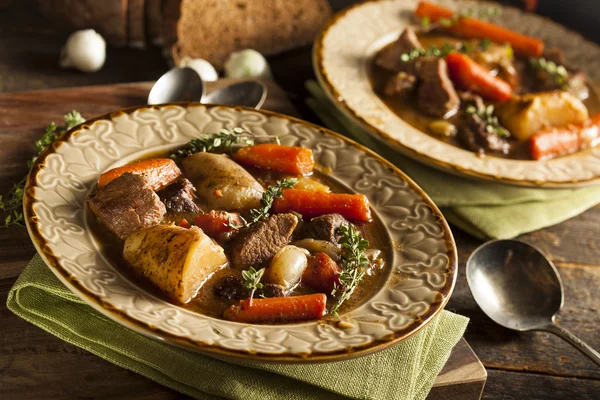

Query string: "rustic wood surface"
[0, 0, 599, 399]
[0, 80, 487, 400]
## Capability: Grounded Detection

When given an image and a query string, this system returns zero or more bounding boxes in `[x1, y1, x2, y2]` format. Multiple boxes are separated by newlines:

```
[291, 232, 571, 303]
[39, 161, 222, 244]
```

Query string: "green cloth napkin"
[7, 255, 469, 400]
[306, 80, 600, 239]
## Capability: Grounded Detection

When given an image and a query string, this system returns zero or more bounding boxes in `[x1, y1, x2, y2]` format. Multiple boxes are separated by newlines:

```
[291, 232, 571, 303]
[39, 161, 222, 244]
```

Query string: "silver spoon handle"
[544, 323, 600, 366]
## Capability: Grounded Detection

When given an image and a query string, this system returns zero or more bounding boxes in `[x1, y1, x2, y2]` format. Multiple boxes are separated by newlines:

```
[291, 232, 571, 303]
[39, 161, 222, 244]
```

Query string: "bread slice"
[36, 0, 128, 47]
[127, 0, 145, 47]
[171, 0, 332, 69]
[145, 0, 163, 45]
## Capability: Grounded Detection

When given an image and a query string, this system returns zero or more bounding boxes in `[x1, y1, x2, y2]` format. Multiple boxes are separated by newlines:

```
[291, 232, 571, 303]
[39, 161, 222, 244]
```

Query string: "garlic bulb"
[224, 49, 273, 80]
[60, 29, 106, 73]
[178, 57, 218, 81]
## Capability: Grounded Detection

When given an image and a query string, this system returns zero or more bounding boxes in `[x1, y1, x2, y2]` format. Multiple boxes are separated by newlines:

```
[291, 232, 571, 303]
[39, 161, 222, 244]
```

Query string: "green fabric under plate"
[305, 80, 600, 239]
[7, 255, 469, 400]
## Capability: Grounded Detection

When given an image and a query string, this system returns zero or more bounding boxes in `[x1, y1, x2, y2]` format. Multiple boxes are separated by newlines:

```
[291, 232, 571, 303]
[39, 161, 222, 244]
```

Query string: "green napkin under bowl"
[7, 255, 469, 400]
[306, 80, 600, 240]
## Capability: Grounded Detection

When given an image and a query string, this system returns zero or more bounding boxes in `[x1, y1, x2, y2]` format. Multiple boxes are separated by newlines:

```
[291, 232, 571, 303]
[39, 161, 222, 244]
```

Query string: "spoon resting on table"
[466, 239, 600, 366]
[147, 67, 267, 109]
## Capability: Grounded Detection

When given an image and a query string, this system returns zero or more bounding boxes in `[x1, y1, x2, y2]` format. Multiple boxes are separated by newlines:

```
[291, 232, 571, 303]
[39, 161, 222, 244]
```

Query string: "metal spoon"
[466, 239, 600, 366]
[148, 67, 266, 109]
[203, 80, 267, 110]
[148, 67, 205, 105]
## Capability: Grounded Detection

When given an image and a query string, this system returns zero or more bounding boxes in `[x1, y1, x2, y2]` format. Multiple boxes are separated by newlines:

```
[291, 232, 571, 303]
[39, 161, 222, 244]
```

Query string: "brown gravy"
[89, 160, 391, 321]
[370, 33, 600, 160]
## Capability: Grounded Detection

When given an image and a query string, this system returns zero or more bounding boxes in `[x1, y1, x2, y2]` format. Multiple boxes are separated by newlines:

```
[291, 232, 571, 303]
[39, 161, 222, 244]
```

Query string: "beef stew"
[371, 2, 600, 161]
[87, 130, 388, 324]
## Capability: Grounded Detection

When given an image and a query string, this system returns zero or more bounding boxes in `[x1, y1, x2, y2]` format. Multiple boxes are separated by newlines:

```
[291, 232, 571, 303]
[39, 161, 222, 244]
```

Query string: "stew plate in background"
[24, 104, 457, 362]
[314, 0, 600, 188]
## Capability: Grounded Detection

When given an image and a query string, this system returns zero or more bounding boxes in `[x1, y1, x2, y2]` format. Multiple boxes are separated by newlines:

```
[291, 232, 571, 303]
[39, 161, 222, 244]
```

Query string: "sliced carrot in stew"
[415, 1, 544, 58]
[446, 52, 513, 102]
[233, 144, 315, 175]
[530, 113, 600, 160]
[193, 211, 243, 237]
[302, 252, 341, 294]
[272, 189, 372, 222]
[223, 293, 327, 323]
[97, 158, 181, 191]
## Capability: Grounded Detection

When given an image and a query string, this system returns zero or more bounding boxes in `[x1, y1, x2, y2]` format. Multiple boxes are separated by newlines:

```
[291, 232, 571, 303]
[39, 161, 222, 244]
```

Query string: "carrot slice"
[193, 211, 242, 238]
[272, 189, 372, 222]
[97, 158, 181, 191]
[446, 52, 513, 102]
[530, 113, 600, 160]
[415, 1, 544, 58]
[302, 253, 341, 294]
[233, 144, 315, 175]
[223, 293, 327, 323]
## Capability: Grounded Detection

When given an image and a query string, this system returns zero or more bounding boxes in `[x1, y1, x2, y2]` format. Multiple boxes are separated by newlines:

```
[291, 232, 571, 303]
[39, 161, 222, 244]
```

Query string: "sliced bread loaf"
[171, 0, 332, 69]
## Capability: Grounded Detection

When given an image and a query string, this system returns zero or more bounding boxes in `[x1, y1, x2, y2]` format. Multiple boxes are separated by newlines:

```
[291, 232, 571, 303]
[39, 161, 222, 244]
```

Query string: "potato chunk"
[123, 225, 227, 303]
[496, 91, 589, 141]
[182, 153, 264, 212]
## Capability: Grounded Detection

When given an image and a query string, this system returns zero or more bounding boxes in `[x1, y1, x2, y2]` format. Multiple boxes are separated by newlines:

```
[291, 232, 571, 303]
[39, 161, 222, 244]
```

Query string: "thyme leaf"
[240, 178, 298, 227]
[433, 6, 502, 29]
[2, 110, 84, 228]
[400, 41, 478, 63]
[529, 57, 570, 90]
[170, 127, 255, 161]
[329, 224, 370, 317]
[241, 266, 265, 302]
[466, 104, 510, 138]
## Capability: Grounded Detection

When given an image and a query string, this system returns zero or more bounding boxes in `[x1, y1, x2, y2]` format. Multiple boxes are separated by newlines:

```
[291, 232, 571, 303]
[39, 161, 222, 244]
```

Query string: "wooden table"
[1, 1, 598, 399]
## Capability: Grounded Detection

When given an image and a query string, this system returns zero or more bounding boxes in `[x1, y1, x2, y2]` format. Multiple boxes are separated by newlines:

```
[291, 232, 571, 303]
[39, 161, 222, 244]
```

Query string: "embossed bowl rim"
[314, 0, 600, 188]
[24, 103, 457, 363]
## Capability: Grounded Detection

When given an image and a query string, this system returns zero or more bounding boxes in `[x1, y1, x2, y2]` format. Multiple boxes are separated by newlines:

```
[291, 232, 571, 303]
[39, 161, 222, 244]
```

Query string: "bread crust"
[170, 0, 332, 69]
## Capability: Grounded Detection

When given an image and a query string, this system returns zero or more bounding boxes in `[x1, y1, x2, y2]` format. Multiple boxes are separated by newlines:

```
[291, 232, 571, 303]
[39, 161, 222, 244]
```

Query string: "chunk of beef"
[158, 177, 199, 213]
[214, 276, 285, 300]
[459, 113, 510, 155]
[416, 57, 460, 118]
[262, 284, 286, 298]
[299, 213, 348, 243]
[459, 91, 485, 111]
[533, 48, 589, 100]
[214, 276, 248, 300]
[88, 173, 166, 240]
[383, 72, 417, 97]
[229, 213, 298, 268]
[375, 28, 422, 74]
[544, 48, 567, 66]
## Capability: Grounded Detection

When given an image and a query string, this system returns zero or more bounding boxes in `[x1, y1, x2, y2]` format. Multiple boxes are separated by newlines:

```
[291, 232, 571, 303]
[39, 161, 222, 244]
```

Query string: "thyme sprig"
[1, 110, 84, 228]
[421, 6, 501, 30]
[466, 104, 510, 138]
[329, 224, 370, 317]
[241, 266, 265, 304]
[529, 57, 569, 90]
[235, 178, 298, 228]
[400, 40, 491, 63]
[170, 127, 255, 161]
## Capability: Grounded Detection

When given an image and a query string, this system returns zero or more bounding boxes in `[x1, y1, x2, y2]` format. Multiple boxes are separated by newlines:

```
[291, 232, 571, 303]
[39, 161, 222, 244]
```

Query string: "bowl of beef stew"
[24, 104, 456, 362]
[315, 0, 600, 187]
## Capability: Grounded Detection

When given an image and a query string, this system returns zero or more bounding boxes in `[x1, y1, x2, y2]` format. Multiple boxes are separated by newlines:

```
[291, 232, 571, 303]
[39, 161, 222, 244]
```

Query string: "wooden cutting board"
[0, 79, 486, 400]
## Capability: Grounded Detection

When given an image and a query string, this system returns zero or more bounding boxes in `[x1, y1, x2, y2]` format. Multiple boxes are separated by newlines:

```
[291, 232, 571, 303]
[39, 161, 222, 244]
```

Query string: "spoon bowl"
[467, 239, 600, 366]
[148, 68, 267, 109]
[203, 80, 267, 109]
[148, 67, 205, 105]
